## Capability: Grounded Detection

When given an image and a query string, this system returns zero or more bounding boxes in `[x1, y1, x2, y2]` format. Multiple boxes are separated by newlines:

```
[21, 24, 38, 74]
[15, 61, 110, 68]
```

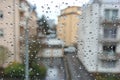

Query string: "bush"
[4, 62, 47, 79]
[4, 62, 25, 78]
[95, 73, 120, 80]
[30, 62, 47, 79]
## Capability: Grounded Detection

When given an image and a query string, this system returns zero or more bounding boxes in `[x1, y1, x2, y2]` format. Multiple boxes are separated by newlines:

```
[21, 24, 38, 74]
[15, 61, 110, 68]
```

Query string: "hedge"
[3, 62, 47, 79]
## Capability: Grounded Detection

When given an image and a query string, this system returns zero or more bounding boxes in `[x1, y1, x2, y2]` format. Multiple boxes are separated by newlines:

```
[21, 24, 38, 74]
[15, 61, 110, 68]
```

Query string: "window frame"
[104, 9, 118, 20]
[0, 10, 3, 19]
[0, 29, 4, 37]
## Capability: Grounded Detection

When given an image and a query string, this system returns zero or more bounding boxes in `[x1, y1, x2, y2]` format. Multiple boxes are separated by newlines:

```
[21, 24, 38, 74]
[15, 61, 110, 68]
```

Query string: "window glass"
[0, 0, 120, 80]
[105, 9, 118, 20]
[104, 27, 117, 38]
[0, 11, 3, 19]
[103, 45, 116, 53]
[0, 29, 3, 37]
[105, 9, 110, 20]
[112, 10, 118, 19]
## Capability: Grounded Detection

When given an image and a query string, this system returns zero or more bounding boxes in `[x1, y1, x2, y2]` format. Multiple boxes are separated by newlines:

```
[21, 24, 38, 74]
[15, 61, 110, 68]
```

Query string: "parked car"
[64, 46, 76, 53]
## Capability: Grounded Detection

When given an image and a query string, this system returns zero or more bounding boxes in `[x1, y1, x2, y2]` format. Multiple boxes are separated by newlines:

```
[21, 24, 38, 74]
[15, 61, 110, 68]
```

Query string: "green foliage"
[29, 36, 42, 65]
[95, 73, 120, 80]
[30, 62, 47, 79]
[28, 36, 47, 79]
[4, 62, 47, 79]
[37, 15, 50, 35]
[4, 62, 25, 78]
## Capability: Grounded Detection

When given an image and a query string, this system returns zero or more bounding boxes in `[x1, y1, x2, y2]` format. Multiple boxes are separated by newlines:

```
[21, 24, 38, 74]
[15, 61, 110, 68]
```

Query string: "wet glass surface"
[0, 0, 120, 80]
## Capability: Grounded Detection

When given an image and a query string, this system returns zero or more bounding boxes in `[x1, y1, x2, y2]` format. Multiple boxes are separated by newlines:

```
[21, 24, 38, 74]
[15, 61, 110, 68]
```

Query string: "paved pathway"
[38, 58, 65, 80]
[65, 53, 95, 80]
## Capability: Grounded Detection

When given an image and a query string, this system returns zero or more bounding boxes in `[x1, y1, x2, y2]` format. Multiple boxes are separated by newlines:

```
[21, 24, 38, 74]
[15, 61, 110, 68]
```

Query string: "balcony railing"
[19, 20, 26, 27]
[19, 2, 28, 12]
[100, 17, 120, 25]
[19, 35, 25, 44]
[98, 52, 120, 61]
[98, 35, 120, 43]
[19, 17, 26, 27]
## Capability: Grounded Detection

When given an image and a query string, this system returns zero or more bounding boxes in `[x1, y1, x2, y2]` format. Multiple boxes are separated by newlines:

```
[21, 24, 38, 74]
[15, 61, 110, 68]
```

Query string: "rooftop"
[45, 38, 64, 46]
[92, 0, 120, 3]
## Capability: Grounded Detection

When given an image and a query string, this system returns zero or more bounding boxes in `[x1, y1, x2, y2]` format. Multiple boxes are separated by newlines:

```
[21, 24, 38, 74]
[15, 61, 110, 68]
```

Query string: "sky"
[27, 0, 90, 23]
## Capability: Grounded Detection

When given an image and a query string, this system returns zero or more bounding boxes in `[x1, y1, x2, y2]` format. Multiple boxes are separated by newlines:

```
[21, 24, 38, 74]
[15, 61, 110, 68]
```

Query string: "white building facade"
[78, 0, 120, 73]
[37, 39, 64, 58]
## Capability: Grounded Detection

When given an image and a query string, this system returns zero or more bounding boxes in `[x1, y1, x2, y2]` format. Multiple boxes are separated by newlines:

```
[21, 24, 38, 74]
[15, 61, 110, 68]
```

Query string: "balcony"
[19, 36, 24, 41]
[19, 36, 25, 44]
[100, 0, 120, 4]
[19, 20, 26, 27]
[98, 35, 120, 43]
[19, 2, 28, 12]
[98, 52, 120, 61]
[19, 17, 26, 27]
[100, 17, 120, 25]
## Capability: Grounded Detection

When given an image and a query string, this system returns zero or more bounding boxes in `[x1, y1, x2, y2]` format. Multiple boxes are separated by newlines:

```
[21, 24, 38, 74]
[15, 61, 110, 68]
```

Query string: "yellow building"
[0, 0, 38, 67]
[57, 6, 81, 46]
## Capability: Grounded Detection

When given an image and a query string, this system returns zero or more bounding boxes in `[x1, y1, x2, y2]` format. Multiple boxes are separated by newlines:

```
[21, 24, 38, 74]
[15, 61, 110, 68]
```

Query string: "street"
[65, 53, 95, 80]
[38, 58, 65, 80]
[38, 53, 95, 80]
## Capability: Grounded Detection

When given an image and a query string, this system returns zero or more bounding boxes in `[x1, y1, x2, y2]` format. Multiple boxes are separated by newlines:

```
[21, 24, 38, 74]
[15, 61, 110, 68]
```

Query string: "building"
[47, 19, 56, 29]
[0, 0, 38, 67]
[78, 0, 120, 73]
[47, 19, 56, 39]
[37, 38, 64, 58]
[19, 0, 38, 57]
[57, 6, 81, 46]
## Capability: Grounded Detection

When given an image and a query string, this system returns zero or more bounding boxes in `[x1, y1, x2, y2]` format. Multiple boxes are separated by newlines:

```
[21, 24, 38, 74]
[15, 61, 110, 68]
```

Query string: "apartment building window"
[105, 9, 118, 20]
[0, 10, 3, 19]
[103, 45, 116, 55]
[104, 27, 117, 38]
[0, 29, 4, 37]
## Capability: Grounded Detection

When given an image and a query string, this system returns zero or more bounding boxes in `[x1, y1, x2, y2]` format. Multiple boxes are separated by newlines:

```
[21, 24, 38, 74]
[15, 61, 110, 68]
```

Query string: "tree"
[29, 36, 42, 66]
[28, 36, 47, 79]
[37, 15, 50, 35]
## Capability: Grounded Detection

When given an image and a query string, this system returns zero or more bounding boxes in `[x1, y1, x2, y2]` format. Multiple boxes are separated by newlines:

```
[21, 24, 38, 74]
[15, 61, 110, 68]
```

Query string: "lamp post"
[25, 16, 29, 80]
[24, 5, 35, 80]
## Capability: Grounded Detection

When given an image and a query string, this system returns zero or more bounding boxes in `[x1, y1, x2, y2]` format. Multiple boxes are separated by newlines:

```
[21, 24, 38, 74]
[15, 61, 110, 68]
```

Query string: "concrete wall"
[98, 3, 120, 73]
[0, 0, 38, 67]
[57, 6, 81, 46]
[78, 2, 120, 73]
[38, 48, 63, 58]
[61, 6, 80, 14]
[78, 4, 100, 72]
[0, 0, 21, 67]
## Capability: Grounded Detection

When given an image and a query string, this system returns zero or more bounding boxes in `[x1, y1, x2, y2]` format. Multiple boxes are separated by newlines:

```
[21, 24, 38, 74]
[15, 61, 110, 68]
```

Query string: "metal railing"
[98, 34, 120, 43]
[19, 2, 28, 12]
[98, 51, 120, 60]
[100, 17, 120, 25]
[19, 20, 26, 27]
